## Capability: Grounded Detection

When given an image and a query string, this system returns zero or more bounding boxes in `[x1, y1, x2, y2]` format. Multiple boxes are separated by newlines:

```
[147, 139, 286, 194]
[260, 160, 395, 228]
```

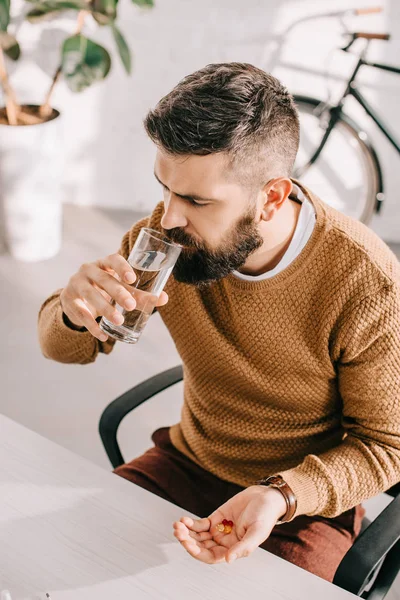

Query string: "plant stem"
[76, 9, 87, 34]
[39, 66, 62, 118]
[40, 9, 88, 118]
[0, 46, 19, 125]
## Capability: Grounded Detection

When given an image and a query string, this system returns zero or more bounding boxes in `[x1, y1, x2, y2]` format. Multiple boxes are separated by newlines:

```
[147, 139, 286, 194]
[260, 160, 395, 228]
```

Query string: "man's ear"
[259, 178, 293, 222]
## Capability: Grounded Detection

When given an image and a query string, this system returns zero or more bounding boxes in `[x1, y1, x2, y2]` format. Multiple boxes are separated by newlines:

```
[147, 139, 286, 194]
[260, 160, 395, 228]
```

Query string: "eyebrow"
[153, 171, 220, 203]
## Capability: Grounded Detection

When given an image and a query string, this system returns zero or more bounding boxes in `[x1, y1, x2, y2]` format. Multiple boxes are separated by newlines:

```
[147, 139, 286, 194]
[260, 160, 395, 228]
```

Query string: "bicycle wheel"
[293, 95, 382, 224]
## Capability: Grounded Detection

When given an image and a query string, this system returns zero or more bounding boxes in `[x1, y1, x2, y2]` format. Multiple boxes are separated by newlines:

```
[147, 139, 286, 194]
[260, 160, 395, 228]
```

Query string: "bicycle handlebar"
[340, 30, 390, 53]
[353, 31, 390, 40]
[354, 7, 383, 15]
[281, 6, 384, 36]
[293, 6, 383, 21]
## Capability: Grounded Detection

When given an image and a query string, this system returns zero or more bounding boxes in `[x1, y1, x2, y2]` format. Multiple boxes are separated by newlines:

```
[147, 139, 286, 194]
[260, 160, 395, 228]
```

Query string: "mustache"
[162, 227, 204, 250]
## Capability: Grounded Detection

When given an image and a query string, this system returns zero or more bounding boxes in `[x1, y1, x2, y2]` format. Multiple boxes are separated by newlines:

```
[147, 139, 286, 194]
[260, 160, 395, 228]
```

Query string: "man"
[38, 63, 400, 582]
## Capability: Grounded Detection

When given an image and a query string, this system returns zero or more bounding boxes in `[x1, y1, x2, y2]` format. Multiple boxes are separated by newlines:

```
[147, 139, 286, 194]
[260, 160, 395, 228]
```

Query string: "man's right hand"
[60, 253, 169, 341]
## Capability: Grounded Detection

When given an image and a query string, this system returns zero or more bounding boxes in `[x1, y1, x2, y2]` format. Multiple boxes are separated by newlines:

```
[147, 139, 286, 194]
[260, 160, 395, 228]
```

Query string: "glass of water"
[99, 228, 182, 344]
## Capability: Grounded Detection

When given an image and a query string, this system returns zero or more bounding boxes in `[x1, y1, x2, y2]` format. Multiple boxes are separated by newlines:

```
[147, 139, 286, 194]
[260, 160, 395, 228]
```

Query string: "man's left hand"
[172, 485, 287, 564]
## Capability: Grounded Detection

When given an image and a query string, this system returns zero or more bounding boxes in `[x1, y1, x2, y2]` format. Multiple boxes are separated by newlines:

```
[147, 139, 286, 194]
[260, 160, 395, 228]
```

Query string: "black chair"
[99, 365, 400, 600]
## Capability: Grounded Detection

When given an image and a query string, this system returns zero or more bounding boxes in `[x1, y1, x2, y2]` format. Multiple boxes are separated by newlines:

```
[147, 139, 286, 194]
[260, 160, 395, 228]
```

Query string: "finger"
[173, 521, 193, 541]
[179, 516, 211, 533]
[129, 289, 158, 313]
[207, 507, 226, 524]
[93, 282, 112, 303]
[67, 300, 108, 342]
[103, 266, 120, 282]
[226, 521, 272, 564]
[180, 539, 205, 559]
[78, 284, 126, 325]
[97, 254, 136, 284]
[173, 530, 213, 547]
[190, 531, 213, 542]
[157, 291, 169, 307]
[174, 525, 227, 564]
[173, 523, 212, 542]
[173, 522, 189, 539]
[180, 539, 226, 564]
[80, 265, 137, 311]
[203, 539, 218, 549]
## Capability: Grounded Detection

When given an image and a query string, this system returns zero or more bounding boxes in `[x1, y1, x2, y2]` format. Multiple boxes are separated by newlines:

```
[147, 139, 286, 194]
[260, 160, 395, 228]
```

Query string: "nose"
[161, 195, 188, 231]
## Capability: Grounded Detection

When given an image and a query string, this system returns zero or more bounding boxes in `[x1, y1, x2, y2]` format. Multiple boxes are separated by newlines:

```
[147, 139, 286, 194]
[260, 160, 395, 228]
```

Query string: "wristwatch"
[254, 475, 297, 524]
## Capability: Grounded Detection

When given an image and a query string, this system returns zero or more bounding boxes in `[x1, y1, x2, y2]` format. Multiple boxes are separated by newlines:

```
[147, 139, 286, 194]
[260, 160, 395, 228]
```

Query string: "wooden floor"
[0, 204, 399, 600]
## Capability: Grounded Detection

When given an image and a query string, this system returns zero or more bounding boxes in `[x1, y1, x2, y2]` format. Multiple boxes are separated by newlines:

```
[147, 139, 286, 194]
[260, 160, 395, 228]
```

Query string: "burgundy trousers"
[114, 426, 365, 582]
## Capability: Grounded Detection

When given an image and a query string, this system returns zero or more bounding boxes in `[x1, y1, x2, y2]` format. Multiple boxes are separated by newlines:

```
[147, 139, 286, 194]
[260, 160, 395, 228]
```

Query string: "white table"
[0, 414, 356, 600]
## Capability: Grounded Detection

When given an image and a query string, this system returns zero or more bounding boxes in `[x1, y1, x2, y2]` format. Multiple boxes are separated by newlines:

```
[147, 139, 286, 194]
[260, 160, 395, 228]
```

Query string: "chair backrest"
[333, 485, 400, 600]
[99, 365, 184, 468]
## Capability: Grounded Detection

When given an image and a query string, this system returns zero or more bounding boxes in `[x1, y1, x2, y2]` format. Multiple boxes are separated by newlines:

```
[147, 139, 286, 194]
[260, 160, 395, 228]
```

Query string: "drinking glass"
[99, 228, 181, 344]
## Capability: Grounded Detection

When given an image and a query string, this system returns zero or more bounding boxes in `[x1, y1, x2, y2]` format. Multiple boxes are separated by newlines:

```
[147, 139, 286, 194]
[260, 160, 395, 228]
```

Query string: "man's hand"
[60, 253, 169, 341]
[172, 485, 287, 565]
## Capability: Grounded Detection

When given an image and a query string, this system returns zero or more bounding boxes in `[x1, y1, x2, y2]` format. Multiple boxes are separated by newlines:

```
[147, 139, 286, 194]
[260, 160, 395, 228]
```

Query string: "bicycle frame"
[300, 43, 400, 213]
[308, 48, 400, 165]
[342, 53, 400, 154]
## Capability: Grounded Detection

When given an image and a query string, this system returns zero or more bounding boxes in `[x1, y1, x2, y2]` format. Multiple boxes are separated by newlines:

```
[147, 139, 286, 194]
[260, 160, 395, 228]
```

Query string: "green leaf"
[26, 7, 61, 22]
[92, 11, 111, 25]
[111, 23, 131, 74]
[92, 0, 117, 25]
[26, 0, 88, 21]
[5, 40, 20, 60]
[61, 34, 111, 93]
[45, 0, 88, 7]
[0, 0, 10, 31]
[25, 0, 86, 5]
[131, 0, 154, 7]
[0, 32, 20, 59]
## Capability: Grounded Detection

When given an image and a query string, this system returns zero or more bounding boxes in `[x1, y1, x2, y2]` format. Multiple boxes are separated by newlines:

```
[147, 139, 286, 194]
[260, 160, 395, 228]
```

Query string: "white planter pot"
[0, 107, 63, 262]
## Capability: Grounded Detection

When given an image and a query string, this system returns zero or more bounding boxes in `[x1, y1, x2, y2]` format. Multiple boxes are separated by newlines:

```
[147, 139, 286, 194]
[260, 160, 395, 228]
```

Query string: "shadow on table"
[0, 480, 200, 598]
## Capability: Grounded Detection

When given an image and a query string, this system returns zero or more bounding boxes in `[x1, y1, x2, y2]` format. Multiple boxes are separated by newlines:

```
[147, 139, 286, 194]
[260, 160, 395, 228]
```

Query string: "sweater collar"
[224, 179, 329, 291]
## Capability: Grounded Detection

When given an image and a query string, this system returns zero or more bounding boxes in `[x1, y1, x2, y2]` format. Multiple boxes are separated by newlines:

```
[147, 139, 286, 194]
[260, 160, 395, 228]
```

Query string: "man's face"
[155, 150, 263, 286]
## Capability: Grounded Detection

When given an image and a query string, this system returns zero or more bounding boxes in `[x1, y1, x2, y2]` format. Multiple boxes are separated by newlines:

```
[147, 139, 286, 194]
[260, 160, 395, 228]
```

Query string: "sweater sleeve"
[37, 216, 150, 365]
[278, 283, 400, 519]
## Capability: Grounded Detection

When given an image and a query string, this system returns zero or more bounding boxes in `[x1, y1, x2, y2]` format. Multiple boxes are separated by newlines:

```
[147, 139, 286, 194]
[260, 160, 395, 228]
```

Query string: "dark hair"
[144, 62, 300, 187]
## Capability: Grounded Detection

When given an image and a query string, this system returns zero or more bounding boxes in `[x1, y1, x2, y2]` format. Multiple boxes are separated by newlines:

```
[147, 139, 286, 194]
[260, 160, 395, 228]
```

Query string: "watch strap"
[254, 475, 297, 524]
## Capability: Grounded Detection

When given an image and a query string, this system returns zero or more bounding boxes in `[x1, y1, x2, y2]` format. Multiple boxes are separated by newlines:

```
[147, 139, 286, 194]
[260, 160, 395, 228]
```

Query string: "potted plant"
[0, 0, 153, 261]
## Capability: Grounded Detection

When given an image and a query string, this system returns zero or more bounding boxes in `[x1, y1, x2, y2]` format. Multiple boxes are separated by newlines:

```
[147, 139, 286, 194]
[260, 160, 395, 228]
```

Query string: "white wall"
[5, 0, 400, 240]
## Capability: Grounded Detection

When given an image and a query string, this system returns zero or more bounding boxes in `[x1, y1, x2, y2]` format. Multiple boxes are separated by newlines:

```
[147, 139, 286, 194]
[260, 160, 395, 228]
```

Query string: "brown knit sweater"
[38, 180, 400, 519]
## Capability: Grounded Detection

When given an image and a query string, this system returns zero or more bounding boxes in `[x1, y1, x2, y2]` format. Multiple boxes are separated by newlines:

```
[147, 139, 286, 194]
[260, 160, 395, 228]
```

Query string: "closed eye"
[159, 183, 209, 207]
[186, 197, 208, 207]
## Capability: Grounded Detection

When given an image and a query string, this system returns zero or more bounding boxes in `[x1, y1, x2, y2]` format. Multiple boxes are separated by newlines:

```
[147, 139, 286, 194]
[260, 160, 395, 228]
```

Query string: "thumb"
[226, 522, 271, 563]
[157, 291, 169, 307]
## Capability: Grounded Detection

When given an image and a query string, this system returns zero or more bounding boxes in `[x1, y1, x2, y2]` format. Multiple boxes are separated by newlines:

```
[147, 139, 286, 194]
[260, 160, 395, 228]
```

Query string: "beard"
[161, 207, 263, 287]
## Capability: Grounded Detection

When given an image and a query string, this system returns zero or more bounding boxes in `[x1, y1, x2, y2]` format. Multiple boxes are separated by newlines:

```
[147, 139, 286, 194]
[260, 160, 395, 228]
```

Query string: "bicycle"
[285, 7, 400, 224]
